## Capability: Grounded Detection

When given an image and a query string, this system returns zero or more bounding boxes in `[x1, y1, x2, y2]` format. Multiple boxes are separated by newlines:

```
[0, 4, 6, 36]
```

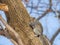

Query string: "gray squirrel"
[29, 17, 43, 37]
[29, 17, 51, 45]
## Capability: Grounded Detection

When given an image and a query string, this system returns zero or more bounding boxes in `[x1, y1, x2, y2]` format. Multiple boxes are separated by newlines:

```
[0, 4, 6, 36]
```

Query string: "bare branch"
[0, 15, 24, 45]
[10, 39, 18, 45]
[36, 0, 53, 20]
[36, 9, 51, 20]
[50, 29, 60, 45]
[49, 0, 52, 9]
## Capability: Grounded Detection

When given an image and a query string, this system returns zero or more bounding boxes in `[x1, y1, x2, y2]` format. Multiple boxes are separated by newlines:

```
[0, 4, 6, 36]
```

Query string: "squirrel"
[29, 17, 43, 37]
[29, 17, 51, 45]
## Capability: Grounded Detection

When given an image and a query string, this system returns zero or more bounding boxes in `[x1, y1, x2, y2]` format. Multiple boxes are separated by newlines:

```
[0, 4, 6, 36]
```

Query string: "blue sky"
[0, 35, 13, 45]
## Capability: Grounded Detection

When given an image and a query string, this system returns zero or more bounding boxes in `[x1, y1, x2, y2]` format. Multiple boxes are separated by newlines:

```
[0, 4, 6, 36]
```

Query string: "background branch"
[50, 29, 60, 45]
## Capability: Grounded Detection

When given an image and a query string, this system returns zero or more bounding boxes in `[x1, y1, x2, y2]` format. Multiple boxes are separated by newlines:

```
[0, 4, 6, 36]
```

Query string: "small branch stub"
[0, 3, 8, 11]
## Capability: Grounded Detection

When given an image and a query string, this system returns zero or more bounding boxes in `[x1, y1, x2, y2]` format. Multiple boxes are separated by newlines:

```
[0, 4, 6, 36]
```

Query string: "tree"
[0, 0, 51, 45]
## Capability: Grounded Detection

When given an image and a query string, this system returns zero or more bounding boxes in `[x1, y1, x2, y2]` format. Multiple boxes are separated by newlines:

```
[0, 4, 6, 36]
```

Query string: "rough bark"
[0, 0, 51, 45]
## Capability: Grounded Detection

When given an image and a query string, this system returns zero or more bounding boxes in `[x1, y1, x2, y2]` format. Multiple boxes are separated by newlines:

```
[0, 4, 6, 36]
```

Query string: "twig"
[50, 29, 60, 45]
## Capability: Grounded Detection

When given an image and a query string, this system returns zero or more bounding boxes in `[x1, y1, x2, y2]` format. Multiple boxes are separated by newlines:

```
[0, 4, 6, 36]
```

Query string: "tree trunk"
[0, 0, 51, 45]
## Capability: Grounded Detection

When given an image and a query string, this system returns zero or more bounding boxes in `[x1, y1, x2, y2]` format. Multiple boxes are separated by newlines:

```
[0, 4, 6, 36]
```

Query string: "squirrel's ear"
[0, 3, 8, 12]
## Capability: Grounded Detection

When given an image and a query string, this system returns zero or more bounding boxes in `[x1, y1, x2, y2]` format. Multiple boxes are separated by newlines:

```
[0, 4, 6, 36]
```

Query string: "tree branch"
[0, 15, 24, 45]
[50, 29, 60, 45]
[36, 0, 53, 20]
